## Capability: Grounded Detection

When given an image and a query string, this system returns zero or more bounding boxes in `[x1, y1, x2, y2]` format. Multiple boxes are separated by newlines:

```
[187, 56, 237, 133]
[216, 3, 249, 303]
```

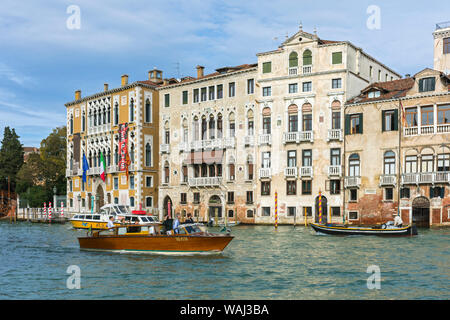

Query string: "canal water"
[0, 222, 448, 300]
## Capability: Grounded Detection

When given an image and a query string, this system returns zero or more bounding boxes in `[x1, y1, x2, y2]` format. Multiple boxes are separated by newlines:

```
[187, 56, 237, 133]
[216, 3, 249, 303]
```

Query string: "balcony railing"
[402, 172, 450, 185]
[302, 65, 312, 74]
[380, 175, 397, 186]
[160, 144, 170, 154]
[87, 124, 110, 135]
[284, 167, 298, 178]
[244, 135, 255, 146]
[282, 131, 313, 144]
[404, 124, 450, 137]
[288, 67, 298, 75]
[188, 177, 222, 187]
[345, 176, 361, 188]
[259, 168, 272, 179]
[328, 165, 342, 177]
[178, 142, 189, 153]
[300, 166, 313, 178]
[224, 137, 235, 149]
[258, 134, 272, 146]
[189, 138, 235, 151]
[327, 129, 343, 141]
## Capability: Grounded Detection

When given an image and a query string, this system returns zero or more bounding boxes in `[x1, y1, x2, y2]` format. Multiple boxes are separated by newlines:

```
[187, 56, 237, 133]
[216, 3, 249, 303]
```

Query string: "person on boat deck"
[184, 213, 194, 224]
[173, 214, 181, 234]
[394, 214, 403, 227]
[107, 216, 115, 230]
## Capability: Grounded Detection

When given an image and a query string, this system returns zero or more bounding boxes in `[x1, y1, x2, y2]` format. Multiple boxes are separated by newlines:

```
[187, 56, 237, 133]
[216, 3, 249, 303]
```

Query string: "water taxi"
[310, 222, 418, 236]
[78, 223, 234, 254]
[70, 204, 159, 230]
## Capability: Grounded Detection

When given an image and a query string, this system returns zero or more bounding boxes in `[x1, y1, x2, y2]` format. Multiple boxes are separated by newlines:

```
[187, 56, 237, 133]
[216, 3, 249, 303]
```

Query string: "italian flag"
[100, 152, 106, 182]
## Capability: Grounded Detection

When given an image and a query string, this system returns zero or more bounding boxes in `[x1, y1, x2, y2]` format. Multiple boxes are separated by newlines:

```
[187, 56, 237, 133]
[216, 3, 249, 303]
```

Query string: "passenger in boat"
[173, 214, 181, 234]
[107, 216, 115, 230]
[184, 213, 194, 224]
[394, 214, 403, 227]
[162, 215, 173, 234]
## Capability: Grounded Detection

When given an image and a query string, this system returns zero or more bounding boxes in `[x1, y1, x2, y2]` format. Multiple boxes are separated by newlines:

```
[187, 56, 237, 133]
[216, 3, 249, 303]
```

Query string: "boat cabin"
[94, 223, 206, 237]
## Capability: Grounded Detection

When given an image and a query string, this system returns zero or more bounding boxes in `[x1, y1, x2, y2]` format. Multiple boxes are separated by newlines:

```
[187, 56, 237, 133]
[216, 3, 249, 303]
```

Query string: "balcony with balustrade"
[288, 67, 298, 75]
[404, 123, 450, 137]
[282, 131, 314, 144]
[401, 172, 450, 185]
[344, 176, 361, 188]
[244, 135, 255, 147]
[178, 142, 189, 153]
[87, 124, 110, 136]
[299, 166, 313, 178]
[258, 134, 272, 146]
[284, 167, 298, 178]
[327, 165, 342, 177]
[302, 65, 312, 74]
[379, 175, 397, 186]
[188, 177, 222, 187]
[160, 144, 170, 154]
[327, 129, 343, 142]
[259, 168, 272, 179]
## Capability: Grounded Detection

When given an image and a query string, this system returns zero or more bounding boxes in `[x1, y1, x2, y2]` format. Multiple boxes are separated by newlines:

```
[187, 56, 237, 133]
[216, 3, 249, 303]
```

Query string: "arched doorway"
[315, 194, 328, 224]
[163, 196, 173, 218]
[412, 196, 430, 228]
[96, 184, 105, 210]
[208, 195, 222, 221]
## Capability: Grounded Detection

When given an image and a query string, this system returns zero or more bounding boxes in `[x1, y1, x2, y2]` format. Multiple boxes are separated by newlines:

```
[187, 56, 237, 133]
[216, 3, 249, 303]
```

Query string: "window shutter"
[418, 79, 424, 92]
[381, 110, 386, 132]
[440, 187, 445, 198]
[393, 109, 399, 131]
[358, 113, 363, 134]
[263, 62, 271, 73]
[332, 52, 342, 64]
[345, 114, 350, 135]
[430, 187, 434, 198]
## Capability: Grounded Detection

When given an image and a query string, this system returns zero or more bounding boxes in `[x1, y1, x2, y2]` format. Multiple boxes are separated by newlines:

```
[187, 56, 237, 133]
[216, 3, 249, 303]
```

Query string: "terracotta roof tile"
[347, 78, 415, 104]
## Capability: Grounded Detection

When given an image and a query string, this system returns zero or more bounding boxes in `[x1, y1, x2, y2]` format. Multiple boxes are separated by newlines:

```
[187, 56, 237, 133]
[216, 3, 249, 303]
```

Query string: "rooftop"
[436, 21, 450, 30]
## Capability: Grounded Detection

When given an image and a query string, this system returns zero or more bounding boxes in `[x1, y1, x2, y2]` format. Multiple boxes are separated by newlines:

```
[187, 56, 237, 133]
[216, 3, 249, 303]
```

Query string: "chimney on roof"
[121, 75, 128, 87]
[196, 65, 205, 78]
[75, 90, 81, 100]
[148, 69, 163, 83]
[104, 83, 109, 91]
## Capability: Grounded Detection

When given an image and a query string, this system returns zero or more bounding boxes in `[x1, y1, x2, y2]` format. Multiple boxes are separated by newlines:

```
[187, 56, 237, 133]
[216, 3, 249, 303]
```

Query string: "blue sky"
[0, 0, 448, 147]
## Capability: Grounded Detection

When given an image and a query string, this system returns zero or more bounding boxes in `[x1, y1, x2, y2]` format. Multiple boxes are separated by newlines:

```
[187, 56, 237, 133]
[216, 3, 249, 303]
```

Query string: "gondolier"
[394, 214, 403, 227]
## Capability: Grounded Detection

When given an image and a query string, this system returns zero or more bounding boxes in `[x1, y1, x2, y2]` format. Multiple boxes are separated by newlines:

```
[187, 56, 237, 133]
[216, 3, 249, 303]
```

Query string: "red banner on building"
[118, 123, 129, 172]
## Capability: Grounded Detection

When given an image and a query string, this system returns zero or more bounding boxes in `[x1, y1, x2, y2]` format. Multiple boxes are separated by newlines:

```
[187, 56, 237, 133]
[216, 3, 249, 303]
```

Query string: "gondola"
[310, 222, 418, 236]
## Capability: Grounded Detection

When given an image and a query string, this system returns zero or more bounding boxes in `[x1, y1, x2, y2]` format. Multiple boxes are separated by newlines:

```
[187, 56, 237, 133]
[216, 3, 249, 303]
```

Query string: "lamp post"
[95, 194, 100, 213]
[77, 194, 81, 214]
[53, 186, 57, 213]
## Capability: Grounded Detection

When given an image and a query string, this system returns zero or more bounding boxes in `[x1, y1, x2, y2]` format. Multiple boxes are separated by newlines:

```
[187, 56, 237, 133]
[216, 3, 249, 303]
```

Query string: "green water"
[0, 222, 448, 299]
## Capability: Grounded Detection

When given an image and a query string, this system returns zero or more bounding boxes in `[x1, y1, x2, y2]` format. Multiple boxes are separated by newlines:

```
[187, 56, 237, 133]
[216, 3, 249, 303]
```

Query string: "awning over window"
[185, 150, 224, 164]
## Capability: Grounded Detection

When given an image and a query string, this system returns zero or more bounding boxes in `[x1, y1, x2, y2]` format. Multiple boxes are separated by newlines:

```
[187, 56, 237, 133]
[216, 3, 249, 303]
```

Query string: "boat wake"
[80, 248, 224, 256]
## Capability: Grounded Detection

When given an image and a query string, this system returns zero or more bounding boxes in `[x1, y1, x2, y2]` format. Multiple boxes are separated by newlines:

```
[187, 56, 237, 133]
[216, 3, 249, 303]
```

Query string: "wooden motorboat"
[310, 222, 418, 236]
[78, 223, 234, 254]
[70, 204, 159, 230]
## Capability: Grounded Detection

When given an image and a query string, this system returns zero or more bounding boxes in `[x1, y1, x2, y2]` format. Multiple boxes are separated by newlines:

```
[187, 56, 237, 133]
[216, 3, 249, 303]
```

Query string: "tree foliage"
[0, 126, 24, 191]
[16, 126, 67, 206]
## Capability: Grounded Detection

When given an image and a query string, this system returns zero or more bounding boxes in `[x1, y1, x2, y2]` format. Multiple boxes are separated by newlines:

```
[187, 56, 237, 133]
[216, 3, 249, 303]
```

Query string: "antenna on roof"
[174, 62, 180, 79]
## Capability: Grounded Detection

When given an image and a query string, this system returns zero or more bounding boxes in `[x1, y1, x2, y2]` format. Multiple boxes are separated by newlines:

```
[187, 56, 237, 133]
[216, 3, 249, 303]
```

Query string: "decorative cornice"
[157, 67, 257, 91]
[65, 82, 158, 107]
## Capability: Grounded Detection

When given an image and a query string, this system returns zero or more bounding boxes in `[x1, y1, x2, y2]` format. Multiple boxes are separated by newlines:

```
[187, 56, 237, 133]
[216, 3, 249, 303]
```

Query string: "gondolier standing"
[394, 214, 403, 227]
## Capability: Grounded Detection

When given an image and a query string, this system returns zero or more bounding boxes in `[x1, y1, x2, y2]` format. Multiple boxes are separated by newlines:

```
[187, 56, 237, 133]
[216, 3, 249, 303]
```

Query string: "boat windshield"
[184, 225, 203, 234]
[112, 205, 130, 215]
